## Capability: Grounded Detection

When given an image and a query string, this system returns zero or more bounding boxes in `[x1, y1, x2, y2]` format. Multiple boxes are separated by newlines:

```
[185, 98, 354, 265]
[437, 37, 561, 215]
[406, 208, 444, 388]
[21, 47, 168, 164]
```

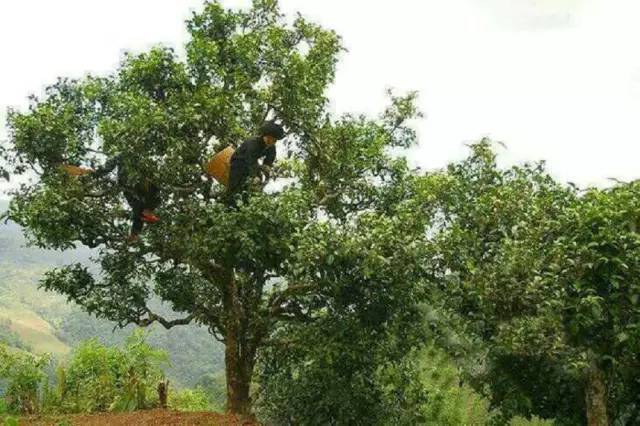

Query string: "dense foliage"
[426, 141, 640, 425]
[52, 330, 168, 413]
[255, 205, 431, 424]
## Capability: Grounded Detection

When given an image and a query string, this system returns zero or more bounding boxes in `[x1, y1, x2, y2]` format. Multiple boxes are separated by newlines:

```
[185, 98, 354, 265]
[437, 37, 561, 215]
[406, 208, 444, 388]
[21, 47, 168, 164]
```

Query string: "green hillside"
[0, 200, 224, 387]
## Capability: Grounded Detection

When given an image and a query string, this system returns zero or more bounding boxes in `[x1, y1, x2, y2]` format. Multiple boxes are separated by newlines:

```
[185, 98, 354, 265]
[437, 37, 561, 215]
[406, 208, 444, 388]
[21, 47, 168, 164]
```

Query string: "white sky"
[2, 0, 640, 197]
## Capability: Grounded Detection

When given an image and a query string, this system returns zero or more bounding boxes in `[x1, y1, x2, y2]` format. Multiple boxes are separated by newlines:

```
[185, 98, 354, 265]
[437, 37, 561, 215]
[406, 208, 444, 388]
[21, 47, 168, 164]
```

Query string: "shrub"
[169, 388, 210, 412]
[194, 372, 226, 412]
[53, 329, 168, 413]
[57, 339, 123, 413]
[0, 344, 50, 414]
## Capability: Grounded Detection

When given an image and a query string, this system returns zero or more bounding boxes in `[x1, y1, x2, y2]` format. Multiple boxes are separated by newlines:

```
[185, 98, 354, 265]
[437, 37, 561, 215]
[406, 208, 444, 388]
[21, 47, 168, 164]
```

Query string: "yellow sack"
[60, 164, 93, 177]
[205, 146, 235, 187]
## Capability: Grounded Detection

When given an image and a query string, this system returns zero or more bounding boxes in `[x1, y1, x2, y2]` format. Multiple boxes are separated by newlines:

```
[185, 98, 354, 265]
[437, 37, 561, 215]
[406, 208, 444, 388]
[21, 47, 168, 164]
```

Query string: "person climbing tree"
[90, 153, 161, 240]
[227, 120, 285, 205]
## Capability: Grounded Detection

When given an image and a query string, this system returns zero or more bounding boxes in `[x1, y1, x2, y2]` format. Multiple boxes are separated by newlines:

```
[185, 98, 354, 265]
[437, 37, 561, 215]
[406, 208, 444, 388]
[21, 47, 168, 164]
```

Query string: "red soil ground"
[19, 409, 256, 426]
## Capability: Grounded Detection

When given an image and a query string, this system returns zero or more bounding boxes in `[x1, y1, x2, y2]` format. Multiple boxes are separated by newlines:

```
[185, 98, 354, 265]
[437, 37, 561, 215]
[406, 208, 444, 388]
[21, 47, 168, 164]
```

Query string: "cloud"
[476, 0, 589, 31]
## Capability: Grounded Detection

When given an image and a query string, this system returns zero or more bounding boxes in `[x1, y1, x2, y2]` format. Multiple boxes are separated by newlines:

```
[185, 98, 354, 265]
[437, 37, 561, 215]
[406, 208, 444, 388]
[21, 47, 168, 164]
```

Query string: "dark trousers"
[124, 182, 161, 235]
[227, 159, 249, 207]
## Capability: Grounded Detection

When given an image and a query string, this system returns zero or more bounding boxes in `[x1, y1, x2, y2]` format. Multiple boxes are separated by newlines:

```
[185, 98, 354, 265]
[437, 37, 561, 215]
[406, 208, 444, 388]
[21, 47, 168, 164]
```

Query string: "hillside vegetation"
[0, 201, 224, 388]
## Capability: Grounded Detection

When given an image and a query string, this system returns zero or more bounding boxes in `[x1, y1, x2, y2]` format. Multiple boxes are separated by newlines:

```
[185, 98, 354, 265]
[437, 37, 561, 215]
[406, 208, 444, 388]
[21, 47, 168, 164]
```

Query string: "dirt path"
[20, 409, 255, 426]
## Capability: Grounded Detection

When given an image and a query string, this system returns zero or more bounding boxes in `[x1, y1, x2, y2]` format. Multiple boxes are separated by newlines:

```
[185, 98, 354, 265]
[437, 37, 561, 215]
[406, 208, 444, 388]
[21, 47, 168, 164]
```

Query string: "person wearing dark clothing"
[227, 121, 285, 205]
[123, 179, 161, 236]
[91, 154, 161, 238]
[228, 138, 276, 193]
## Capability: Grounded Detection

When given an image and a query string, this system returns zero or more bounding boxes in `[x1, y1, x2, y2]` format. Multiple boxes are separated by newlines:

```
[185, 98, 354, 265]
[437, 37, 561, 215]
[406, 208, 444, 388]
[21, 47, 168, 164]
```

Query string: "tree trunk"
[585, 359, 608, 426]
[225, 332, 254, 415]
[223, 270, 257, 416]
[157, 379, 169, 409]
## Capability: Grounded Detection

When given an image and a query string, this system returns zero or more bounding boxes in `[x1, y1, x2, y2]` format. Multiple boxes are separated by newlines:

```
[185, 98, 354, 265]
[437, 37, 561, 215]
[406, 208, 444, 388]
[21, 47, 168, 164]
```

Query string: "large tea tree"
[2, 0, 422, 415]
[431, 142, 640, 425]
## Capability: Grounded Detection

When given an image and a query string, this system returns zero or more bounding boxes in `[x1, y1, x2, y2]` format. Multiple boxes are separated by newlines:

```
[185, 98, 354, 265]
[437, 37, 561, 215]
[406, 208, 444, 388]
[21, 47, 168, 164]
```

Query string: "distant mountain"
[0, 199, 223, 387]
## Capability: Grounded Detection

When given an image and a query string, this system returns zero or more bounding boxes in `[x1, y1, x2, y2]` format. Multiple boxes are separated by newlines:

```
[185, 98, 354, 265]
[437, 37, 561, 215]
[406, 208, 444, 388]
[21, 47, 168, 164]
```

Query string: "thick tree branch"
[135, 309, 195, 329]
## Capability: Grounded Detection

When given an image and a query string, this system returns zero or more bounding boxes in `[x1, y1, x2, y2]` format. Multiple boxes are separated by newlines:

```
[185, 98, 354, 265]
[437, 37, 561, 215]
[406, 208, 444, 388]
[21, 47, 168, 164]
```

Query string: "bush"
[0, 344, 50, 414]
[51, 329, 168, 413]
[55, 339, 123, 413]
[194, 372, 226, 411]
[110, 330, 169, 412]
[169, 388, 210, 412]
[1, 330, 171, 415]
[255, 317, 427, 425]
[407, 347, 492, 425]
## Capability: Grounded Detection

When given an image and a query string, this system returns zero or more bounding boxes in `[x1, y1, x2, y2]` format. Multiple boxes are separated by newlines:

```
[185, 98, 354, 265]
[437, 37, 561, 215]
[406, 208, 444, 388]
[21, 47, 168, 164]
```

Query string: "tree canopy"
[429, 141, 640, 425]
[1, 0, 424, 415]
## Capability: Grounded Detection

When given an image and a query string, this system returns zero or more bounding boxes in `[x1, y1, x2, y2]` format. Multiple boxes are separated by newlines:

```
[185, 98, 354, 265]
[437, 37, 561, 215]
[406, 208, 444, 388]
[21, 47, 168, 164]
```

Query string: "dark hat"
[259, 121, 286, 140]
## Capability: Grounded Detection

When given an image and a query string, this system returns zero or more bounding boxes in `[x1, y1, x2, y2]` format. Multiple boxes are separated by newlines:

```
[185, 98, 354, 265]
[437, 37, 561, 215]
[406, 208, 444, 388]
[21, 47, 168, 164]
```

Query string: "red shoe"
[141, 211, 160, 223]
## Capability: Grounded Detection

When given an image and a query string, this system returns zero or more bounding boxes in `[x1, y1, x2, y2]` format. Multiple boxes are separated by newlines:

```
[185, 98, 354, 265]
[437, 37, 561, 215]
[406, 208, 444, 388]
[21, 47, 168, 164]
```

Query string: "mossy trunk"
[585, 359, 608, 426]
[224, 334, 254, 415]
[223, 270, 257, 416]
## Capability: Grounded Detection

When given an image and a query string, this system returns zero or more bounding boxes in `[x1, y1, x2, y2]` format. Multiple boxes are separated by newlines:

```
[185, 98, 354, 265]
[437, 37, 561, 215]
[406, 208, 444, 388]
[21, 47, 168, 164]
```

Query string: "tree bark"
[157, 379, 169, 409]
[223, 270, 256, 416]
[585, 359, 608, 426]
[224, 332, 254, 415]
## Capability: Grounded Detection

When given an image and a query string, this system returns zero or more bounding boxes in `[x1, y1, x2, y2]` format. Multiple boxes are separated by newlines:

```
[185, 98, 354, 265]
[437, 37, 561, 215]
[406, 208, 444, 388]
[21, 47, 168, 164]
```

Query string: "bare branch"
[29, 163, 43, 176]
[85, 148, 106, 155]
[262, 103, 275, 123]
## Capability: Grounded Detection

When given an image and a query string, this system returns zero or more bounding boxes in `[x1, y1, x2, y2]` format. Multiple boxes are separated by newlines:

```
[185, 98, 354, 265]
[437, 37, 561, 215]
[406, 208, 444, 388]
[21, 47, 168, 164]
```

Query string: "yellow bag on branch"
[60, 164, 93, 177]
[205, 146, 235, 187]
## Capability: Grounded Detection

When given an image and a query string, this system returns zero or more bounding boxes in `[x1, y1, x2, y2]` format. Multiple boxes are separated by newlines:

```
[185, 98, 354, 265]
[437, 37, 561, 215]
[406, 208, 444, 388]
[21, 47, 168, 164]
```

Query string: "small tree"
[2, 0, 422, 415]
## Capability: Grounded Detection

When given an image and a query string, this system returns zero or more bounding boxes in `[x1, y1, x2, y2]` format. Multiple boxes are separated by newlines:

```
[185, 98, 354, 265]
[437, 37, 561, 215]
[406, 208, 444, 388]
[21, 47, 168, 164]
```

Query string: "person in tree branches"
[227, 120, 286, 206]
[90, 154, 161, 240]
